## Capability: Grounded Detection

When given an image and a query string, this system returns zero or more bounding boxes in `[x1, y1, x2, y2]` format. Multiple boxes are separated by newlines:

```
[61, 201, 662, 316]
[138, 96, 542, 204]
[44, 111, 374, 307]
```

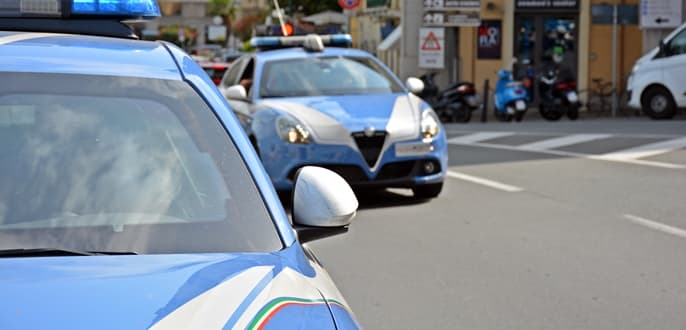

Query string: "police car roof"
[0, 31, 181, 80]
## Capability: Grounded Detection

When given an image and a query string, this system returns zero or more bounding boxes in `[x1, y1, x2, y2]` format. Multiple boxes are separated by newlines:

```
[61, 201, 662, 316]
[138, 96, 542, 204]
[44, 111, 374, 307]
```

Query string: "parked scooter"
[538, 67, 580, 121]
[418, 72, 480, 123]
[493, 69, 528, 122]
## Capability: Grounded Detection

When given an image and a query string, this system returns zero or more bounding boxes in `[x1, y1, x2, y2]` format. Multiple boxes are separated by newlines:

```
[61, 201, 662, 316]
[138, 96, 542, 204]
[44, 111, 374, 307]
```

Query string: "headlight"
[421, 109, 440, 140]
[276, 115, 310, 144]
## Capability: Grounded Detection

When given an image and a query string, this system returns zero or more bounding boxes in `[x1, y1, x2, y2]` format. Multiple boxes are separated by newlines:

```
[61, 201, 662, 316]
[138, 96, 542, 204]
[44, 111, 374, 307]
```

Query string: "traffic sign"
[419, 27, 445, 69]
[640, 0, 682, 29]
[338, 0, 361, 10]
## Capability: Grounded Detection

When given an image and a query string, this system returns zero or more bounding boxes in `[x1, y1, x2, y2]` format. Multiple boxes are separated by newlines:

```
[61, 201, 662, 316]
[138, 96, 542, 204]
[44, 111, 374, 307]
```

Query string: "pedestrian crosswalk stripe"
[447, 132, 514, 144]
[518, 134, 613, 151]
[597, 136, 686, 161]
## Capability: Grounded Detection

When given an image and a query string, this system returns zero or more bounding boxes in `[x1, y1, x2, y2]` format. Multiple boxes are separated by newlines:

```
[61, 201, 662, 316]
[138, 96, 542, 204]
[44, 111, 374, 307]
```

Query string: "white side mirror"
[405, 77, 425, 94]
[224, 84, 247, 100]
[293, 166, 358, 229]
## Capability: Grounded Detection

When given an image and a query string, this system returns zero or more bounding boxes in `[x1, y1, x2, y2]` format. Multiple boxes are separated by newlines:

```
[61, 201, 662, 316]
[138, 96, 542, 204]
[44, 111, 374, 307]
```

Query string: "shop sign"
[419, 27, 445, 69]
[477, 20, 501, 59]
[423, 0, 481, 12]
[516, 0, 579, 10]
[640, 0, 682, 29]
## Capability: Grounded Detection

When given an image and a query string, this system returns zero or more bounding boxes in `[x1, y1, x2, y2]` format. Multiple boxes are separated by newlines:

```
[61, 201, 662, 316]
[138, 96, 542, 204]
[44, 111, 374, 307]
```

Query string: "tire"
[567, 105, 579, 120]
[642, 86, 676, 119]
[514, 111, 525, 122]
[412, 182, 443, 199]
[538, 104, 562, 121]
[452, 107, 472, 123]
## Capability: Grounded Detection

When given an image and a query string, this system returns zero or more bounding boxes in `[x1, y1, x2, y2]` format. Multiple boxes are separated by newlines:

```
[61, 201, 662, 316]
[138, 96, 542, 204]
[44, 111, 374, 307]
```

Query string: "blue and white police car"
[0, 1, 361, 329]
[219, 35, 448, 199]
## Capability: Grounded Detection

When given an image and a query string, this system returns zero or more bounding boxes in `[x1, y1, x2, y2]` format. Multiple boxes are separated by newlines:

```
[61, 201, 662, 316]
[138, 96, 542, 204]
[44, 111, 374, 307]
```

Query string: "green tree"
[276, 0, 341, 16]
[208, 0, 236, 18]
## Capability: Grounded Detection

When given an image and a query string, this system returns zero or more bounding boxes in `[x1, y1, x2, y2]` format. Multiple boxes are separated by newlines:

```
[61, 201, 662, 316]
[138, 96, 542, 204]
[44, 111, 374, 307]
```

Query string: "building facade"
[396, 0, 686, 105]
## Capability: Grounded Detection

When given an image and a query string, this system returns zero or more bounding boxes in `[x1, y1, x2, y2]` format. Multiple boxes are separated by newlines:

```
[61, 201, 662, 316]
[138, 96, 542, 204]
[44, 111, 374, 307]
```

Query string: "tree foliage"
[276, 0, 341, 16]
[208, 0, 236, 18]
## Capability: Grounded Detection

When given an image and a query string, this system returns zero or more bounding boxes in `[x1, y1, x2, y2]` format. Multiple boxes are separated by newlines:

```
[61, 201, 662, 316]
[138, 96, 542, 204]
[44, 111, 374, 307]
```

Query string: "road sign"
[419, 27, 445, 69]
[338, 0, 361, 10]
[423, 0, 481, 12]
[640, 0, 682, 29]
[424, 12, 480, 27]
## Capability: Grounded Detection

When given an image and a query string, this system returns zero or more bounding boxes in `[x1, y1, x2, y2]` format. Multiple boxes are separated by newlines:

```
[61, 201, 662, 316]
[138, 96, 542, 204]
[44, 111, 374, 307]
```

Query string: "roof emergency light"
[0, 0, 160, 18]
[250, 34, 353, 52]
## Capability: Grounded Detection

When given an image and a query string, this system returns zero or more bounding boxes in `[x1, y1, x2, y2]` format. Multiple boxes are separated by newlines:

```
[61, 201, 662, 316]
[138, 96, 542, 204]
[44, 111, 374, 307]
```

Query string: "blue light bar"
[251, 34, 353, 51]
[0, 0, 160, 18]
[71, 0, 160, 18]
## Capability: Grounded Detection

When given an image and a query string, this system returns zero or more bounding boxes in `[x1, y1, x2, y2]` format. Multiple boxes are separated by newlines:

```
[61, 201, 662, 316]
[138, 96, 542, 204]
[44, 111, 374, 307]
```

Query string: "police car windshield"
[0, 72, 282, 254]
[259, 56, 403, 98]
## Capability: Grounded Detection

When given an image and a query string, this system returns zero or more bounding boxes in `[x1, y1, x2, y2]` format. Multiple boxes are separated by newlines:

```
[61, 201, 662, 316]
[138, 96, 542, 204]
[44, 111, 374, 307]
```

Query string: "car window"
[222, 56, 245, 87]
[0, 72, 282, 254]
[668, 28, 686, 56]
[259, 56, 404, 98]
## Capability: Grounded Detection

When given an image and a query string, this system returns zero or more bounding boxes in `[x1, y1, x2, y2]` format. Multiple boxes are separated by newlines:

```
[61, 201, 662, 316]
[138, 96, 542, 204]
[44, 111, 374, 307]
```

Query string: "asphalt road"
[308, 118, 686, 330]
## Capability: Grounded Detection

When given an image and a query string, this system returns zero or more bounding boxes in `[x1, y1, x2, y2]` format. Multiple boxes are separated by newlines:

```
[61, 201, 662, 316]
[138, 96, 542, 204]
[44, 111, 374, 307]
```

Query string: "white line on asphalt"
[518, 134, 613, 151]
[447, 132, 514, 144]
[447, 171, 524, 192]
[598, 136, 686, 161]
[623, 214, 686, 239]
[448, 140, 686, 169]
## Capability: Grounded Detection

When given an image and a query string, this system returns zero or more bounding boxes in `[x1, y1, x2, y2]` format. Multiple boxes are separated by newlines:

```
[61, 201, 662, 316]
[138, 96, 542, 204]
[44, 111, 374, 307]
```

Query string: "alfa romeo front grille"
[352, 131, 386, 168]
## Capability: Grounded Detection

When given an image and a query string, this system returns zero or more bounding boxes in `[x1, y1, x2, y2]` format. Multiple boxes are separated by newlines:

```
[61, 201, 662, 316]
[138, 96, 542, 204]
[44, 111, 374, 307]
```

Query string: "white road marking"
[447, 132, 514, 144]
[624, 214, 686, 239]
[518, 134, 612, 151]
[598, 136, 686, 161]
[447, 171, 524, 192]
[448, 139, 686, 169]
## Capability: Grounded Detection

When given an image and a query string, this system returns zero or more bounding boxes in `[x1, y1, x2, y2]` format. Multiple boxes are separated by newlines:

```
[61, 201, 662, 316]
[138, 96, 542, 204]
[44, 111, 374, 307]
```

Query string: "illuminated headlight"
[420, 109, 440, 140]
[276, 115, 310, 144]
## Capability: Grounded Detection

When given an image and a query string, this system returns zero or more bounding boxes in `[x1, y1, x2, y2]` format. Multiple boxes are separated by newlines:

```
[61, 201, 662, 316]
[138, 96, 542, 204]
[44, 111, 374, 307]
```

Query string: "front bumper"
[262, 135, 448, 191]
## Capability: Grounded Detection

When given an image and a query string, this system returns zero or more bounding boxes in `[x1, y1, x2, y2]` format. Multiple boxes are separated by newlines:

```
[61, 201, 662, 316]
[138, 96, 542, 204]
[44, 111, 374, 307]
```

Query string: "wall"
[588, 0, 643, 95]
[458, 0, 510, 96]
[641, 0, 686, 53]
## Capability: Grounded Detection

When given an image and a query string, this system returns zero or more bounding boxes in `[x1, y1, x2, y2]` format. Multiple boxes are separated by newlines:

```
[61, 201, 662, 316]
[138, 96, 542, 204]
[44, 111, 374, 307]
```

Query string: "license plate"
[566, 92, 578, 103]
[395, 143, 434, 157]
[515, 100, 526, 111]
[465, 96, 479, 107]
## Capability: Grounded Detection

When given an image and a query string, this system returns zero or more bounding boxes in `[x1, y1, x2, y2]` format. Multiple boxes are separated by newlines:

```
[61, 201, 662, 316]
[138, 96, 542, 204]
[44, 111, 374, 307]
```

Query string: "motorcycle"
[538, 67, 580, 121]
[493, 69, 528, 122]
[418, 72, 480, 123]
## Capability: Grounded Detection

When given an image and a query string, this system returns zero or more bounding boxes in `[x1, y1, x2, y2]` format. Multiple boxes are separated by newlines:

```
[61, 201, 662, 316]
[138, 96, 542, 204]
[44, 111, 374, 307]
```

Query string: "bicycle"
[578, 78, 637, 117]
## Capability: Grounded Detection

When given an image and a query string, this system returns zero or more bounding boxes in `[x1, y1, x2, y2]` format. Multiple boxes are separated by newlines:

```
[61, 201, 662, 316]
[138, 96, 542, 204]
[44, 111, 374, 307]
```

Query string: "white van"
[627, 22, 686, 119]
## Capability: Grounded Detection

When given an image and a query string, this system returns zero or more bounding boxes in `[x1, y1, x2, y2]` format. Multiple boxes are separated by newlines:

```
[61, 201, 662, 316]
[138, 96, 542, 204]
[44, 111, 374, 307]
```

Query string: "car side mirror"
[405, 77, 425, 95]
[292, 166, 358, 243]
[224, 84, 248, 100]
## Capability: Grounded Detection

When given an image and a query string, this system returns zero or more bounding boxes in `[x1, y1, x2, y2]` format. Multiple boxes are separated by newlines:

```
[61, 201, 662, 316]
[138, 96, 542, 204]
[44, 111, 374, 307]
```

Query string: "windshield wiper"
[0, 248, 137, 258]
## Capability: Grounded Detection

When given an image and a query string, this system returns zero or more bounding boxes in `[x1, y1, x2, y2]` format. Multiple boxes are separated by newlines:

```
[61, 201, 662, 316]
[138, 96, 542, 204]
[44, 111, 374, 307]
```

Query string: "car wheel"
[412, 182, 443, 199]
[642, 86, 676, 120]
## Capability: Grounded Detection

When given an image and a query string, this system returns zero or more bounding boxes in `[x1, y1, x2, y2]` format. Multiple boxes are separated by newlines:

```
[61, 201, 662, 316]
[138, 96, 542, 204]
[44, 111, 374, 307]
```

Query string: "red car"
[199, 61, 231, 86]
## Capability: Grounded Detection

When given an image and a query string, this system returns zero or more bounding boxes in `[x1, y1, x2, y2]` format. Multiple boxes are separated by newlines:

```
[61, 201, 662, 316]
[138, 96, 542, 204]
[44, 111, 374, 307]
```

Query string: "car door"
[660, 27, 686, 106]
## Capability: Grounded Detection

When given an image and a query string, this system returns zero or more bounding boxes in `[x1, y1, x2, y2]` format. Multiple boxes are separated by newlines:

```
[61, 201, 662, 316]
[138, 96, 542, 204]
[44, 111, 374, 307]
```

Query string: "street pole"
[611, 3, 618, 118]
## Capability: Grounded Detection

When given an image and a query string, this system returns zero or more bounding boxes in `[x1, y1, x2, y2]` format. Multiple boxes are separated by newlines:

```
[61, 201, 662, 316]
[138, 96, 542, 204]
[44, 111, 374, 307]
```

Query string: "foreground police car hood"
[0, 247, 355, 329]
[260, 93, 424, 140]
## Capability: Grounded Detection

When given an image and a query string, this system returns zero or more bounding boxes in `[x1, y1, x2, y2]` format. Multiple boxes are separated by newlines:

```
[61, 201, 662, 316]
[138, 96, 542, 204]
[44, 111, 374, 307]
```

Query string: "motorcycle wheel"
[452, 107, 472, 123]
[539, 104, 562, 121]
[514, 111, 525, 122]
[567, 105, 579, 120]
